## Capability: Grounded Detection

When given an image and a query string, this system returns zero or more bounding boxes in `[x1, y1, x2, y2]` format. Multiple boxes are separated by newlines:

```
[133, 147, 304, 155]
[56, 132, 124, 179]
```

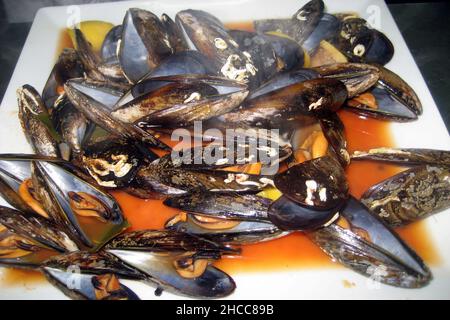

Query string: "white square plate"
[0, 0, 449, 299]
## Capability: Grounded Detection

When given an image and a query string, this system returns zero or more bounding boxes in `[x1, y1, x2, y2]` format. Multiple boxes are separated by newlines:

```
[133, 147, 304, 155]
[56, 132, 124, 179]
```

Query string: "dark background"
[0, 0, 449, 132]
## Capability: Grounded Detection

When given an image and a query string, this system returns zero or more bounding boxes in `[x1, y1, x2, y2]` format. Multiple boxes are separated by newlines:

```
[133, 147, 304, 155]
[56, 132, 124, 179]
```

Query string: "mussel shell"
[274, 156, 349, 209]
[361, 165, 450, 227]
[340, 197, 431, 278]
[161, 13, 189, 53]
[260, 33, 305, 72]
[314, 63, 380, 98]
[334, 18, 373, 62]
[308, 223, 431, 288]
[158, 143, 291, 170]
[351, 148, 450, 166]
[100, 25, 123, 63]
[268, 195, 340, 231]
[0, 205, 77, 253]
[164, 193, 271, 221]
[111, 81, 218, 124]
[43, 251, 145, 280]
[52, 95, 92, 155]
[223, 78, 347, 128]
[73, 29, 106, 82]
[107, 249, 235, 298]
[32, 160, 129, 251]
[290, 0, 325, 44]
[64, 80, 169, 150]
[136, 163, 274, 195]
[17, 85, 60, 158]
[302, 13, 341, 53]
[364, 30, 394, 65]
[119, 8, 173, 83]
[42, 268, 140, 300]
[376, 64, 422, 115]
[166, 213, 286, 244]
[141, 50, 217, 80]
[42, 48, 84, 109]
[228, 30, 278, 85]
[248, 68, 319, 100]
[319, 112, 350, 166]
[345, 85, 418, 122]
[81, 138, 142, 188]
[105, 229, 237, 256]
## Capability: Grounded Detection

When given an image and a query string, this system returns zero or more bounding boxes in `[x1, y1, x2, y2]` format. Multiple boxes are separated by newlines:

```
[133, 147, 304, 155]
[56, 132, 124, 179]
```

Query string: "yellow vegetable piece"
[257, 187, 282, 201]
[310, 40, 348, 67]
[67, 20, 114, 52]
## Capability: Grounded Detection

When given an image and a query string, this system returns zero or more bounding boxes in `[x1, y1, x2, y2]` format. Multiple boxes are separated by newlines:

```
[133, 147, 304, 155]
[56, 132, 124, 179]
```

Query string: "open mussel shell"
[221, 78, 348, 127]
[248, 68, 319, 100]
[161, 13, 189, 53]
[119, 8, 173, 83]
[176, 10, 259, 86]
[308, 197, 432, 288]
[141, 50, 217, 80]
[302, 13, 341, 53]
[17, 85, 61, 158]
[66, 78, 127, 110]
[261, 32, 305, 72]
[81, 138, 142, 188]
[274, 156, 349, 210]
[345, 85, 418, 122]
[314, 63, 380, 98]
[166, 213, 287, 244]
[101, 25, 123, 63]
[0, 205, 77, 253]
[364, 30, 394, 65]
[107, 249, 235, 298]
[32, 160, 129, 251]
[42, 48, 84, 109]
[105, 230, 237, 255]
[164, 193, 271, 221]
[0, 226, 60, 269]
[376, 65, 422, 115]
[73, 28, 107, 82]
[333, 17, 373, 63]
[42, 268, 140, 300]
[290, 0, 325, 45]
[253, 18, 292, 35]
[228, 30, 278, 84]
[158, 142, 291, 171]
[51, 95, 92, 157]
[361, 165, 450, 227]
[43, 251, 145, 280]
[64, 80, 169, 151]
[268, 195, 340, 231]
[319, 112, 350, 166]
[112, 75, 248, 127]
[351, 148, 450, 166]
[136, 162, 274, 195]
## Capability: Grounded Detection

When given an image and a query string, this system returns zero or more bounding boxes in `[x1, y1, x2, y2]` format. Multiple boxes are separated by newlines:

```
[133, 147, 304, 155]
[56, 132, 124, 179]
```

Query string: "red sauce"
[1, 23, 439, 286]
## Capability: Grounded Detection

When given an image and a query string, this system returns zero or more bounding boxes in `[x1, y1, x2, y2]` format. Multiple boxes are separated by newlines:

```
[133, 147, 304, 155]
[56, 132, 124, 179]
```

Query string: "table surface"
[1, 1, 449, 133]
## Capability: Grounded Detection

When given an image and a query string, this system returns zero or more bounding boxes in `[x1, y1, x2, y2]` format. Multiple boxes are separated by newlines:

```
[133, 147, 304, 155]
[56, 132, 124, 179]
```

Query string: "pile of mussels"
[0, 0, 449, 299]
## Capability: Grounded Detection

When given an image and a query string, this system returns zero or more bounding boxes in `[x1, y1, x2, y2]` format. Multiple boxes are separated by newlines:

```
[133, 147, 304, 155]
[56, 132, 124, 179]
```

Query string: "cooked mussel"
[105, 230, 236, 297]
[274, 156, 349, 209]
[361, 165, 450, 227]
[176, 9, 259, 86]
[221, 78, 348, 127]
[17, 85, 60, 158]
[166, 212, 287, 244]
[80, 138, 143, 188]
[351, 148, 450, 166]
[119, 8, 174, 82]
[29, 159, 129, 251]
[308, 197, 432, 288]
[111, 75, 248, 126]
[290, 0, 325, 45]
[100, 25, 123, 63]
